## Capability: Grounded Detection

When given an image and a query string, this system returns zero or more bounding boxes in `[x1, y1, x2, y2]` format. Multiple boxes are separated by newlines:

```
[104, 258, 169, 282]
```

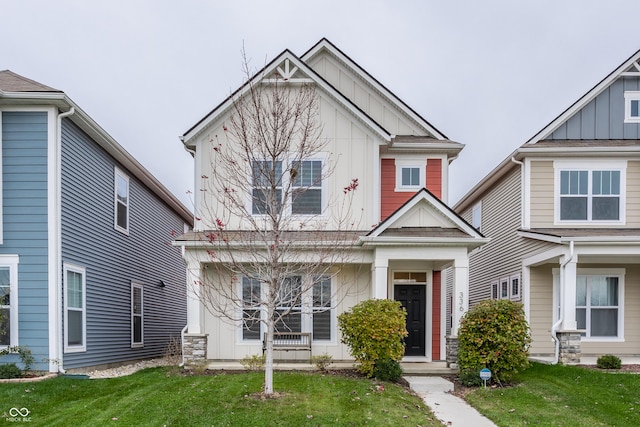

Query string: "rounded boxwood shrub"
[0, 363, 22, 379]
[597, 354, 621, 370]
[457, 299, 531, 385]
[373, 358, 403, 382]
[338, 299, 407, 377]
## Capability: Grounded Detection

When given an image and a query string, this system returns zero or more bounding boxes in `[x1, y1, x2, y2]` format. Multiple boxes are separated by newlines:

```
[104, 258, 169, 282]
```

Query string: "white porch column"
[186, 260, 203, 334]
[451, 258, 469, 336]
[372, 257, 389, 299]
[562, 257, 578, 330]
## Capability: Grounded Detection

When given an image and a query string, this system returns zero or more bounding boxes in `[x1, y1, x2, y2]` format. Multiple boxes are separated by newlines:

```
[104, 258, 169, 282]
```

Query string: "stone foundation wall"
[446, 335, 459, 368]
[558, 331, 581, 364]
[183, 334, 208, 368]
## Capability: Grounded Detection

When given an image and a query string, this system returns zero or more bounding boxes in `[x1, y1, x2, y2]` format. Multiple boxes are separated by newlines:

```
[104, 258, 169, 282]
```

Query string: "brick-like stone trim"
[183, 333, 208, 368]
[446, 335, 459, 368]
[557, 331, 581, 364]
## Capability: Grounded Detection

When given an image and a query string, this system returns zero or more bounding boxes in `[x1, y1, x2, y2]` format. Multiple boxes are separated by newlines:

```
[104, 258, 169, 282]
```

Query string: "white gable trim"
[182, 50, 391, 146]
[527, 49, 640, 144]
[367, 189, 484, 239]
[301, 39, 447, 140]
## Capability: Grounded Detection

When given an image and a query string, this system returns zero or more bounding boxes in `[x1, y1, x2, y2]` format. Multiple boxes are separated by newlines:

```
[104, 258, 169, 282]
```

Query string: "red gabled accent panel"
[380, 159, 413, 220]
[432, 271, 441, 360]
[426, 158, 442, 199]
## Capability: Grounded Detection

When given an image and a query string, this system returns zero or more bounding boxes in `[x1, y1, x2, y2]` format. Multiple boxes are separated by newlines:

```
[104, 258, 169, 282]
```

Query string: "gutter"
[551, 240, 574, 365]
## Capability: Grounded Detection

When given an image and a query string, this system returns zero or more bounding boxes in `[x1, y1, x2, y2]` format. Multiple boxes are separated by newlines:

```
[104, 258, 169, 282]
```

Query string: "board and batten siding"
[0, 111, 49, 369]
[549, 77, 640, 140]
[60, 119, 187, 369]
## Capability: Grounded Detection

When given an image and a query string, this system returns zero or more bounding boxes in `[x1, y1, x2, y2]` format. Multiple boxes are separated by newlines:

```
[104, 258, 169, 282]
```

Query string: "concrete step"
[404, 376, 454, 393]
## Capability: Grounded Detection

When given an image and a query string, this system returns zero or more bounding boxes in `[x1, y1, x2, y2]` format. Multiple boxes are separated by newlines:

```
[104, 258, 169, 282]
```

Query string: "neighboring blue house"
[0, 70, 192, 372]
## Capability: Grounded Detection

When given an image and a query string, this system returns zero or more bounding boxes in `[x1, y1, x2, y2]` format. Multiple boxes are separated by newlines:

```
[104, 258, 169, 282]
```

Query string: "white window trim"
[248, 155, 328, 218]
[472, 201, 482, 231]
[395, 160, 425, 192]
[553, 160, 626, 225]
[552, 268, 625, 342]
[624, 91, 640, 123]
[490, 281, 498, 300]
[510, 274, 521, 300]
[0, 113, 3, 245]
[131, 283, 144, 348]
[0, 255, 19, 349]
[499, 278, 509, 299]
[64, 263, 87, 353]
[114, 167, 130, 235]
[236, 275, 335, 344]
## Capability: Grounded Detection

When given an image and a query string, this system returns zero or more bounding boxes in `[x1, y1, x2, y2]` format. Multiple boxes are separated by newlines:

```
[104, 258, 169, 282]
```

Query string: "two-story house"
[454, 49, 640, 364]
[0, 70, 192, 372]
[176, 39, 487, 366]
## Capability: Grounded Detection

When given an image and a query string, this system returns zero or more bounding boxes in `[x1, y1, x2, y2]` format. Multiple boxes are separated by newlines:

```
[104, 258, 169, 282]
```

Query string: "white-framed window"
[64, 263, 86, 353]
[239, 275, 333, 342]
[251, 160, 283, 215]
[555, 161, 625, 224]
[472, 202, 482, 231]
[500, 278, 509, 299]
[292, 160, 322, 214]
[624, 91, 640, 123]
[131, 283, 144, 348]
[510, 274, 521, 300]
[0, 255, 19, 348]
[114, 168, 130, 234]
[577, 274, 623, 339]
[490, 281, 499, 300]
[395, 160, 424, 191]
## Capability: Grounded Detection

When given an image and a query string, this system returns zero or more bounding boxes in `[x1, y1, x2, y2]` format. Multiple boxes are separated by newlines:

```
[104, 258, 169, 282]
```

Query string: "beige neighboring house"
[175, 39, 487, 366]
[455, 48, 640, 363]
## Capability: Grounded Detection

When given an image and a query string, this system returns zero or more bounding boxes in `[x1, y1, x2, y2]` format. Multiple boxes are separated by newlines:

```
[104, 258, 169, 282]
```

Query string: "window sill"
[394, 186, 422, 193]
[581, 337, 624, 343]
[64, 346, 87, 353]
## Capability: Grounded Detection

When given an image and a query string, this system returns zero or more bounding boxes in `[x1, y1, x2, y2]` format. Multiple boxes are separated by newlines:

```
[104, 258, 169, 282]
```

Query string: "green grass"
[0, 368, 443, 426]
[466, 362, 640, 426]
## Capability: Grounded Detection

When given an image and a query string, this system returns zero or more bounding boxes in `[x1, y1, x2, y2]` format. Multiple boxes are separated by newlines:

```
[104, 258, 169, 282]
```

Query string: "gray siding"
[0, 111, 49, 369]
[550, 77, 640, 140]
[61, 119, 187, 369]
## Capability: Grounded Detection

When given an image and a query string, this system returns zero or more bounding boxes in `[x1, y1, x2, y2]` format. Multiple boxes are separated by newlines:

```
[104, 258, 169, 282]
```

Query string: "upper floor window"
[555, 161, 625, 223]
[624, 91, 640, 123]
[115, 168, 130, 233]
[0, 256, 19, 348]
[395, 160, 424, 191]
[251, 159, 323, 216]
[472, 202, 482, 231]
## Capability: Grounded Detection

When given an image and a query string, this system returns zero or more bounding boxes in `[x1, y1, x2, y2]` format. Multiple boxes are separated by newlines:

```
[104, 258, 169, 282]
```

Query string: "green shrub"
[459, 368, 484, 387]
[0, 363, 22, 379]
[458, 299, 531, 384]
[0, 345, 34, 371]
[240, 354, 266, 371]
[373, 358, 403, 382]
[310, 353, 333, 372]
[597, 354, 621, 370]
[338, 299, 407, 377]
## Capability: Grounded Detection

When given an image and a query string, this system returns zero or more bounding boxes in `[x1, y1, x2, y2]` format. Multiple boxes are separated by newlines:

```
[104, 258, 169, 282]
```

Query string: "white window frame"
[0, 113, 4, 245]
[249, 156, 327, 218]
[64, 263, 86, 353]
[510, 274, 521, 300]
[0, 255, 19, 349]
[237, 275, 334, 344]
[553, 268, 625, 342]
[395, 160, 425, 191]
[490, 281, 498, 300]
[499, 278, 509, 299]
[554, 160, 626, 225]
[131, 283, 144, 348]
[114, 167, 130, 234]
[624, 91, 640, 123]
[472, 202, 482, 231]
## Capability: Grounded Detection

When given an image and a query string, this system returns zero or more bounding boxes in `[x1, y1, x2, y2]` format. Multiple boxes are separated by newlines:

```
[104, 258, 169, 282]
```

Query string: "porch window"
[576, 275, 620, 338]
[0, 257, 18, 348]
[275, 276, 302, 333]
[312, 277, 332, 340]
[242, 277, 262, 340]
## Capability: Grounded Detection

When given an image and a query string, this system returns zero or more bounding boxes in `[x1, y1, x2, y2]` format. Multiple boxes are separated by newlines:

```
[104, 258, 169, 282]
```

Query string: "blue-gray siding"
[0, 111, 49, 369]
[60, 118, 187, 369]
[550, 77, 640, 139]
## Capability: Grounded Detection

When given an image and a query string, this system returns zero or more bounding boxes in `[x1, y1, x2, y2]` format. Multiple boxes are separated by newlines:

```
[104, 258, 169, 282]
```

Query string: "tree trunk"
[264, 307, 275, 395]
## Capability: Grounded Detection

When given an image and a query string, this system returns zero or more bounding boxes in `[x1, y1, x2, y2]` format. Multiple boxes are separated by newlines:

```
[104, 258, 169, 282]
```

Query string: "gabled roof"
[302, 38, 448, 140]
[526, 48, 640, 145]
[0, 70, 193, 225]
[364, 188, 486, 246]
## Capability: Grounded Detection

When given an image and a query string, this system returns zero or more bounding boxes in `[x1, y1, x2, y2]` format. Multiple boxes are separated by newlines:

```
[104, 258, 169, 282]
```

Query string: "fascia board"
[526, 49, 640, 145]
[301, 38, 447, 140]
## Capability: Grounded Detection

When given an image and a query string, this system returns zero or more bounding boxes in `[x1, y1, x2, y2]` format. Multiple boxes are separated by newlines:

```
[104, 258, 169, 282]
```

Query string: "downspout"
[55, 107, 75, 374]
[180, 324, 188, 367]
[551, 240, 574, 364]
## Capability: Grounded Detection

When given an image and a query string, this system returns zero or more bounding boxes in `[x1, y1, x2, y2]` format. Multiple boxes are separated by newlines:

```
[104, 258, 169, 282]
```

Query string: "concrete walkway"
[404, 376, 497, 427]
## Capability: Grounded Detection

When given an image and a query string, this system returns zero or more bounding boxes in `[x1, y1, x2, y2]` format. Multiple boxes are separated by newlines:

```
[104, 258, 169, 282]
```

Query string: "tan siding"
[530, 160, 554, 228]
[627, 161, 640, 226]
[529, 265, 555, 355]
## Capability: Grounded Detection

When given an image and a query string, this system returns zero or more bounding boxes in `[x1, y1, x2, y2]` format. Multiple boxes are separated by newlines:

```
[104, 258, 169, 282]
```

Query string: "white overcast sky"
[2, 1, 639, 208]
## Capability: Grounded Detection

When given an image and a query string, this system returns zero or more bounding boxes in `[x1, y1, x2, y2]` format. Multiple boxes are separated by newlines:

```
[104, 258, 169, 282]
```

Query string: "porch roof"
[519, 228, 640, 243]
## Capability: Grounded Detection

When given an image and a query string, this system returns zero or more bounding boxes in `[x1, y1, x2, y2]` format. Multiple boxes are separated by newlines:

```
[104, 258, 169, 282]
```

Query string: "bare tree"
[192, 54, 363, 395]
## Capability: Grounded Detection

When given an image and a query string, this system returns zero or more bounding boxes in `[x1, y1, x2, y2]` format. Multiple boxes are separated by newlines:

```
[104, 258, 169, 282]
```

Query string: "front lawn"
[1, 368, 443, 426]
[466, 362, 640, 426]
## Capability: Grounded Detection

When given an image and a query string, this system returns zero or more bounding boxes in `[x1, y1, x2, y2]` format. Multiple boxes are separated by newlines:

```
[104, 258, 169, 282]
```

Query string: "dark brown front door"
[394, 285, 426, 356]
